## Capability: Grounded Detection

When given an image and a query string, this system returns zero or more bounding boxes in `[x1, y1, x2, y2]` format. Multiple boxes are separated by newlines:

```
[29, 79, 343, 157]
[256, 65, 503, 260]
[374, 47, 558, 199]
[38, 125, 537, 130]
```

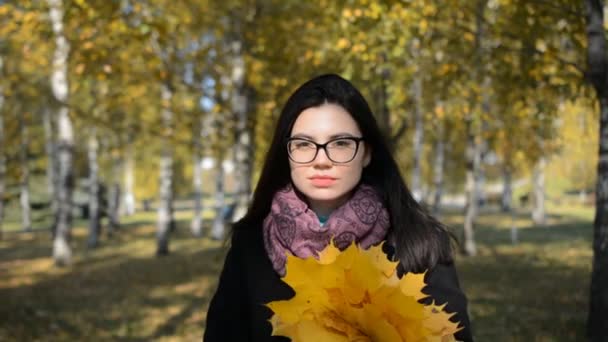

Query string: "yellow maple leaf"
[266, 242, 462, 341]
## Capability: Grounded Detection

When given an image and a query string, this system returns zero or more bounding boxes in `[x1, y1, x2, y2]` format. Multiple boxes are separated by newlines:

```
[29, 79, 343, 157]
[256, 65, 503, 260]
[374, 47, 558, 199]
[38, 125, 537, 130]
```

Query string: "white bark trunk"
[432, 119, 445, 216]
[410, 42, 424, 202]
[532, 157, 546, 225]
[156, 83, 175, 255]
[462, 0, 487, 257]
[0, 96, 5, 239]
[123, 143, 136, 216]
[19, 112, 32, 232]
[108, 154, 121, 235]
[476, 77, 491, 208]
[463, 116, 479, 256]
[87, 133, 101, 248]
[231, 40, 253, 223]
[475, 163, 486, 207]
[54, 107, 74, 264]
[211, 159, 226, 240]
[48, 0, 73, 266]
[43, 107, 58, 221]
[501, 166, 513, 212]
[191, 117, 204, 237]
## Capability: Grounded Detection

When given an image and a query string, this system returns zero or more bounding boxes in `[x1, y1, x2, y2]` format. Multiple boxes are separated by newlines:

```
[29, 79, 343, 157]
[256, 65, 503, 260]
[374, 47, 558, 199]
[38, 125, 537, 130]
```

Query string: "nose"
[313, 147, 332, 166]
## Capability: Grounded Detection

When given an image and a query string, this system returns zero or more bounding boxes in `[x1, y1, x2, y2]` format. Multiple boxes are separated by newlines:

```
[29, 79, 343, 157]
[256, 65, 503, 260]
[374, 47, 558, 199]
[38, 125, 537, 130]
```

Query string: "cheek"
[288, 163, 307, 182]
[346, 160, 367, 185]
[342, 165, 364, 184]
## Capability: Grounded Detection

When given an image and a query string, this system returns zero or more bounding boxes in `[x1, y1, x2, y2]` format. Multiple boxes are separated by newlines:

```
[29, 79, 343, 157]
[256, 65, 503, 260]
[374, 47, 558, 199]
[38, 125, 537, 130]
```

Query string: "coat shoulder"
[230, 225, 265, 252]
[422, 262, 474, 342]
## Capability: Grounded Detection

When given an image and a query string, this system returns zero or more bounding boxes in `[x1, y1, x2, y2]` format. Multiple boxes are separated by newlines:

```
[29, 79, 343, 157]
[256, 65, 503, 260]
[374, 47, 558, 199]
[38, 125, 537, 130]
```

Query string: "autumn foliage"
[266, 242, 461, 341]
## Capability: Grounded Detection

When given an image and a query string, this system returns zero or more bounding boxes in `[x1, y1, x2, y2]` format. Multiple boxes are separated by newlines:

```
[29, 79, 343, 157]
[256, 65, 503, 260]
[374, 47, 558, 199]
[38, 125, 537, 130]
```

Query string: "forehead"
[290, 103, 361, 139]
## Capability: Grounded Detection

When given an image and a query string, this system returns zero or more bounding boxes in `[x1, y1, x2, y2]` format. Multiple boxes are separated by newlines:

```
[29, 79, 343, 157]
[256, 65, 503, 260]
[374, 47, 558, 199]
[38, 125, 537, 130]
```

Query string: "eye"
[330, 139, 355, 148]
[291, 140, 315, 149]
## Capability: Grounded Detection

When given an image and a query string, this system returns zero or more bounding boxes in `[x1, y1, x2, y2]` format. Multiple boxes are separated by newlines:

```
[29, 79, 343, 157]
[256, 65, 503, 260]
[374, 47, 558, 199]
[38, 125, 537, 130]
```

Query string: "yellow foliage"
[0, 4, 9, 16]
[267, 242, 461, 341]
[548, 100, 598, 191]
[422, 4, 437, 16]
[337, 38, 350, 50]
[420, 19, 429, 33]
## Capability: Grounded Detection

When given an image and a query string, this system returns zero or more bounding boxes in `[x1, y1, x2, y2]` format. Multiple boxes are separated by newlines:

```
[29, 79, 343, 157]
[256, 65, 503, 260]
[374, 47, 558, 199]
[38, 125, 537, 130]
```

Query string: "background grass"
[0, 201, 594, 341]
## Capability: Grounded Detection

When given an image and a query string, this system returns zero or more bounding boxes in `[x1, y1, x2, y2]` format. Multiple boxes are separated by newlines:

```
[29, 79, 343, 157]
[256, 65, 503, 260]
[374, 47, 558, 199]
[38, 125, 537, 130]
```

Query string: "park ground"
[0, 199, 593, 341]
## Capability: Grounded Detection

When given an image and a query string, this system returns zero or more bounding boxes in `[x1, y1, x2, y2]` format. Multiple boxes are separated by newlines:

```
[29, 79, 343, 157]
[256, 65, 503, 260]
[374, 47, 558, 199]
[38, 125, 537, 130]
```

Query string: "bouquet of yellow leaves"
[266, 242, 461, 341]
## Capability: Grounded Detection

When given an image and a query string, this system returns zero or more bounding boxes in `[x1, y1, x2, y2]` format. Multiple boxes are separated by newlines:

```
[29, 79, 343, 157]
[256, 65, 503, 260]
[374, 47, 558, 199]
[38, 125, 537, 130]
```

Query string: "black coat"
[204, 226, 474, 341]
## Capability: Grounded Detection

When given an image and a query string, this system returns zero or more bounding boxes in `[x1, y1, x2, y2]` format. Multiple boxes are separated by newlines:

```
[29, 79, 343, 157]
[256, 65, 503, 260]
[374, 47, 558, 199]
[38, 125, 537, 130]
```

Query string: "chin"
[302, 187, 348, 202]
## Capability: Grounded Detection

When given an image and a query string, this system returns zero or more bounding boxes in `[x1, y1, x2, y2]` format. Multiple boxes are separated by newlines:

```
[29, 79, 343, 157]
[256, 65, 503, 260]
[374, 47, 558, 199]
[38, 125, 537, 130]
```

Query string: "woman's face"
[288, 103, 371, 213]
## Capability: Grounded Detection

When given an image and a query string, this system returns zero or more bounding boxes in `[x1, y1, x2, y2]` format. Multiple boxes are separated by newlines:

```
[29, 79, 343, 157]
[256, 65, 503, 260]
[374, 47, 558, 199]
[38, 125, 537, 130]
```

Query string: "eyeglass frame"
[285, 136, 366, 164]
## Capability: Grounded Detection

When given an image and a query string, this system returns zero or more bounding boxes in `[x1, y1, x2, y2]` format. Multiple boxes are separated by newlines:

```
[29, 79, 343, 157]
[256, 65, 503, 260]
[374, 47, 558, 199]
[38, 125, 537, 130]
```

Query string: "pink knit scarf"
[262, 183, 390, 276]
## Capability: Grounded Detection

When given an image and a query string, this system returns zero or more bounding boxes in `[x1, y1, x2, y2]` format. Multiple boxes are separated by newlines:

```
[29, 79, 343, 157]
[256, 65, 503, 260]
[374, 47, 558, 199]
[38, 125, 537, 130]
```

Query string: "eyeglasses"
[286, 136, 365, 164]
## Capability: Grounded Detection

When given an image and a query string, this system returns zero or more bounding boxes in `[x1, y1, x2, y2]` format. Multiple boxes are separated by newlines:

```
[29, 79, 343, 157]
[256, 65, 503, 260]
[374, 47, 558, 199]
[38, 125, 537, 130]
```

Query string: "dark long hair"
[234, 73, 454, 273]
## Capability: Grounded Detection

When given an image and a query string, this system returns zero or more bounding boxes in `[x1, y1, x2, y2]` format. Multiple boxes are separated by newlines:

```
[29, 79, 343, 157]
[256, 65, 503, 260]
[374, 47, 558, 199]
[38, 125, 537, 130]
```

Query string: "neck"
[308, 193, 350, 218]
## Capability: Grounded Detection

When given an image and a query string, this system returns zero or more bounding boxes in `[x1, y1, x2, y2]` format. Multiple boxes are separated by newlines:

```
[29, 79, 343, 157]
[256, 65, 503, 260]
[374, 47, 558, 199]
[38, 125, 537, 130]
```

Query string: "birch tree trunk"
[230, 38, 254, 223]
[463, 116, 479, 256]
[410, 41, 424, 202]
[87, 132, 101, 248]
[107, 153, 121, 235]
[503, 163, 517, 244]
[48, 0, 73, 266]
[585, 1, 608, 337]
[191, 116, 204, 237]
[156, 82, 175, 256]
[432, 119, 445, 216]
[531, 157, 546, 225]
[18, 111, 32, 232]
[501, 165, 513, 212]
[462, 0, 487, 257]
[475, 152, 486, 208]
[211, 158, 226, 240]
[123, 142, 136, 216]
[53, 89, 74, 264]
[0, 88, 5, 240]
[43, 107, 58, 228]
[476, 78, 491, 208]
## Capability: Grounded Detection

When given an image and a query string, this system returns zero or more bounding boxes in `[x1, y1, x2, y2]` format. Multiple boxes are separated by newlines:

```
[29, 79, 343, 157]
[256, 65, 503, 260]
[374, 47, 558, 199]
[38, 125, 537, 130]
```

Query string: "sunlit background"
[0, 0, 601, 341]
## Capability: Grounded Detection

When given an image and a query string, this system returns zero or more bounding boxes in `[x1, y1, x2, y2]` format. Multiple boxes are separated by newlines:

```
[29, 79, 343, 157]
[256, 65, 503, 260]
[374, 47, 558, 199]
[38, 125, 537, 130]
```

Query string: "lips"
[309, 175, 336, 187]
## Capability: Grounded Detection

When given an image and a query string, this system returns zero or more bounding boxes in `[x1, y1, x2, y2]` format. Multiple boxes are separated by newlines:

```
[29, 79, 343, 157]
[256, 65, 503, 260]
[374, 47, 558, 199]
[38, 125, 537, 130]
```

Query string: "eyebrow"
[290, 132, 358, 140]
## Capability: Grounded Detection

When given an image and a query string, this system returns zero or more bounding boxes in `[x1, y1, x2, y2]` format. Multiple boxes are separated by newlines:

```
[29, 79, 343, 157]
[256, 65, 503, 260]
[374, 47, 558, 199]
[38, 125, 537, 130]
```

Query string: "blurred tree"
[0, 0, 597, 270]
[48, 0, 74, 266]
[123, 142, 136, 216]
[224, 1, 257, 224]
[0, 87, 4, 240]
[551, 100, 597, 195]
[190, 113, 205, 237]
[86, 127, 101, 248]
[211, 81, 231, 240]
[456, 0, 489, 257]
[42, 107, 58, 221]
[211, 155, 227, 240]
[107, 145, 122, 235]
[0, 2, 4, 239]
[429, 100, 448, 215]
[584, 0, 608, 338]
[18, 109, 31, 232]
[156, 80, 175, 255]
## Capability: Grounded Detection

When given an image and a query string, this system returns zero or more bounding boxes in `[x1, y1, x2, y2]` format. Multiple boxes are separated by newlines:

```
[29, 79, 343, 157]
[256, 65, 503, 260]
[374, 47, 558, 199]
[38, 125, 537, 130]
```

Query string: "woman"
[204, 74, 473, 341]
